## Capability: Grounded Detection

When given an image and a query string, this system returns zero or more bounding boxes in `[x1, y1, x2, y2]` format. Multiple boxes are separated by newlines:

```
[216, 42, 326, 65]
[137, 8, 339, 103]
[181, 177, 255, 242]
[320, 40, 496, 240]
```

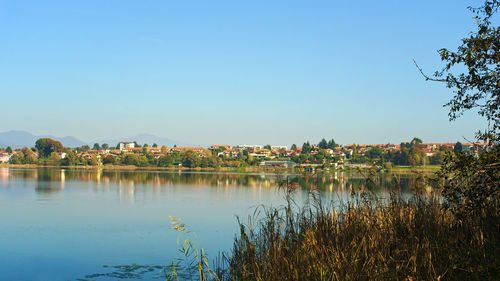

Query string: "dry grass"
[219, 189, 499, 281]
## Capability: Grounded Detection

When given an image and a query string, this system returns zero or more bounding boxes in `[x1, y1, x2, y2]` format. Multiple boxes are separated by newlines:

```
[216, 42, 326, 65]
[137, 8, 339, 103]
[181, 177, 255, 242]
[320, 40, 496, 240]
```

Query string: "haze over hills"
[0, 130, 87, 149]
[0, 131, 195, 149]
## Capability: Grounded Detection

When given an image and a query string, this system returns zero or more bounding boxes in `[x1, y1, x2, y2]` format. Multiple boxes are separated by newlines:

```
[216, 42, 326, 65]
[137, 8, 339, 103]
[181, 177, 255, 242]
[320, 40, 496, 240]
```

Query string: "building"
[118, 142, 135, 151]
[270, 145, 288, 151]
[209, 145, 232, 151]
[237, 144, 263, 150]
[0, 153, 11, 163]
[170, 147, 208, 155]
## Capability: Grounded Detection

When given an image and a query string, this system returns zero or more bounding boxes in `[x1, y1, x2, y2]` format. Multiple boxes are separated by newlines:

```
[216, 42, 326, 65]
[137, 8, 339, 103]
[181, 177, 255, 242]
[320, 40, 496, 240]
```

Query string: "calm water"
[0, 168, 425, 281]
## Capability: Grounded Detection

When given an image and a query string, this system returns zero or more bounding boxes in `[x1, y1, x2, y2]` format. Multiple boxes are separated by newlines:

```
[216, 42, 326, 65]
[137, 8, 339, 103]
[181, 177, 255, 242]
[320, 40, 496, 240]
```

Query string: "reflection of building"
[0, 168, 8, 186]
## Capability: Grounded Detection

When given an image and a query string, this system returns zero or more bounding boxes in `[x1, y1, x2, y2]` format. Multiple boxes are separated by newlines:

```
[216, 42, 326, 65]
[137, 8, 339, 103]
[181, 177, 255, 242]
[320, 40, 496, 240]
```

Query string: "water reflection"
[0, 168, 438, 281]
[5, 168, 437, 197]
[0, 168, 8, 186]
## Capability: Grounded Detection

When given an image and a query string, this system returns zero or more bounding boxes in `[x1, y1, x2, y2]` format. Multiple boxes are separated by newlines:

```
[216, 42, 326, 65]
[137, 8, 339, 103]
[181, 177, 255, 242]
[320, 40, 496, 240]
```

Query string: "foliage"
[327, 138, 338, 149]
[35, 138, 63, 158]
[301, 141, 312, 154]
[318, 138, 328, 149]
[438, 145, 500, 215]
[61, 150, 79, 166]
[49, 151, 62, 164]
[429, 150, 445, 165]
[453, 141, 463, 153]
[123, 154, 139, 166]
[366, 146, 383, 159]
[388, 139, 426, 166]
[416, 0, 499, 140]
[158, 155, 174, 167]
[417, 0, 500, 214]
[182, 151, 200, 168]
[101, 155, 115, 165]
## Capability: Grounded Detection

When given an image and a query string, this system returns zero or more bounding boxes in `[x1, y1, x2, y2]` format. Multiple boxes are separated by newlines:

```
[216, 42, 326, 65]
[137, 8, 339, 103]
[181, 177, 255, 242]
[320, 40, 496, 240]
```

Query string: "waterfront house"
[0, 153, 11, 163]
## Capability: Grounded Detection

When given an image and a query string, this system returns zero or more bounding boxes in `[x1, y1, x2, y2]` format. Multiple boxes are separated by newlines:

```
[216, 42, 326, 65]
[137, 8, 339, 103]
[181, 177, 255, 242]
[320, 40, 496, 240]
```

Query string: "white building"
[237, 144, 263, 150]
[0, 153, 11, 163]
[118, 142, 135, 151]
[271, 145, 288, 151]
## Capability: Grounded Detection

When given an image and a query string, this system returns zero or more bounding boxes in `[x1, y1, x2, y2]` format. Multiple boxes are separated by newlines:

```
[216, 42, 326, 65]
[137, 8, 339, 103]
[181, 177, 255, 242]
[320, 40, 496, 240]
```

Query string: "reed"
[218, 187, 499, 281]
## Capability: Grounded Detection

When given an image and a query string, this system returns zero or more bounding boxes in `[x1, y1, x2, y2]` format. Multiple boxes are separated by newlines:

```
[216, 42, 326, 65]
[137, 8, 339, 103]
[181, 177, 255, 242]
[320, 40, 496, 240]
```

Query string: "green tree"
[137, 156, 149, 167]
[327, 138, 337, 149]
[453, 142, 463, 153]
[429, 151, 445, 165]
[35, 138, 63, 158]
[80, 145, 90, 152]
[101, 143, 109, 149]
[264, 144, 271, 150]
[411, 137, 423, 145]
[215, 146, 227, 154]
[158, 155, 173, 167]
[367, 147, 383, 159]
[302, 141, 311, 154]
[291, 144, 297, 151]
[6, 146, 12, 153]
[182, 151, 200, 168]
[102, 154, 116, 165]
[420, 1, 500, 213]
[161, 145, 168, 153]
[152, 143, 158, 147]
[61, 151, 78, 166]
[50, 151, 62, 164]
[318, 138, 328, 149]
[416, 1, 499, 141]
[8, 152, 23, 164]
[22, 147, 37, 164]
[89, 155, 99, 166]
[124, 154, 139, 166]
[93, 143, 101, 150]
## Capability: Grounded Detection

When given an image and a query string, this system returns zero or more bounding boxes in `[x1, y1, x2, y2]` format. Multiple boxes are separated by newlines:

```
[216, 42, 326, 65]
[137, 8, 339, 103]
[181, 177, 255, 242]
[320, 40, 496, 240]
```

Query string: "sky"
[0, 0, 492, 146]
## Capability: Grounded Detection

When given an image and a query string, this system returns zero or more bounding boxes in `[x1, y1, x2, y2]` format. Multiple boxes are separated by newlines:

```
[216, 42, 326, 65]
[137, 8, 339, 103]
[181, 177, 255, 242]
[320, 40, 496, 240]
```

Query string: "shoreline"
[0, 163, 440, 173]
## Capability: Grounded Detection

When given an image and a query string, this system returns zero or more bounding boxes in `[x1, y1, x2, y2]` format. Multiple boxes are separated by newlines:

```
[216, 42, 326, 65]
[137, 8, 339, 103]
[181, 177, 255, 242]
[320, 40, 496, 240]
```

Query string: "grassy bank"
[0, 163, 288, 173]
[391, 165, 441, 172]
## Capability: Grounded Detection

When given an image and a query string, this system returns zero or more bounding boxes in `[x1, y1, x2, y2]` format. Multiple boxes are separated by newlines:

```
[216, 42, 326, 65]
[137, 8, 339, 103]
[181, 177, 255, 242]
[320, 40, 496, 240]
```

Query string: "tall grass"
[220, 187, 499, 280]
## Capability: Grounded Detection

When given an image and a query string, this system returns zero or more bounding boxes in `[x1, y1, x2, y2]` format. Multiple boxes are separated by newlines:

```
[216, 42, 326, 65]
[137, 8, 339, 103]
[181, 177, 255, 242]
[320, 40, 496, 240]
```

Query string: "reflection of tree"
[35, 168, 65, 194]
[8, 168, 432, 195]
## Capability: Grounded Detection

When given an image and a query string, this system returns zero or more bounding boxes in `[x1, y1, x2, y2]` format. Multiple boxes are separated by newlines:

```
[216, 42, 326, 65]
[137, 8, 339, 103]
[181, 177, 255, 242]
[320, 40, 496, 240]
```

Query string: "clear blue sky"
[0, 0, 489, 146]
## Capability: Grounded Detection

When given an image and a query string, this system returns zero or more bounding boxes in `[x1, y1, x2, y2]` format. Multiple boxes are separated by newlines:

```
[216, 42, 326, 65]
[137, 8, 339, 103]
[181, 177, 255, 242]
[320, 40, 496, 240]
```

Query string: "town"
[0, 137, 489, 170]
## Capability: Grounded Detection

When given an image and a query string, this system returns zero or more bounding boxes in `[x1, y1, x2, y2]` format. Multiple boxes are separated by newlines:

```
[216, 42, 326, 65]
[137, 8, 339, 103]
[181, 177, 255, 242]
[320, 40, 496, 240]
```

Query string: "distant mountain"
[0, 130, 87, 149]
[0, 130, 195, 149]
[94, 134, 194, 148]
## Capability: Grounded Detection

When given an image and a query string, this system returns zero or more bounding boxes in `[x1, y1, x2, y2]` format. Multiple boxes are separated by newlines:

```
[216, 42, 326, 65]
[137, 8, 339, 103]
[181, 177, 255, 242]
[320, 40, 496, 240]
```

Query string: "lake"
[0, 167, 427, 281]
